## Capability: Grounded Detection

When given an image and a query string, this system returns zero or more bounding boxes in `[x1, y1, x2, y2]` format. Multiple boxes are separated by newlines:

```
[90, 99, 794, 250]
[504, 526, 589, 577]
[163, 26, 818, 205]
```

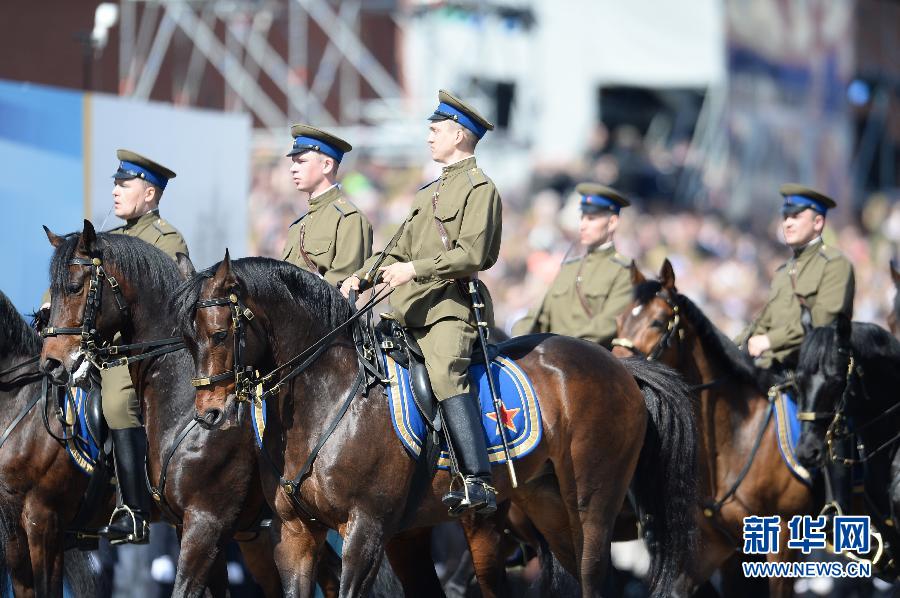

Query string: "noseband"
[611, 291, 681, 361]
[41, 256, 129, 365]
[191, 293, 256, 403]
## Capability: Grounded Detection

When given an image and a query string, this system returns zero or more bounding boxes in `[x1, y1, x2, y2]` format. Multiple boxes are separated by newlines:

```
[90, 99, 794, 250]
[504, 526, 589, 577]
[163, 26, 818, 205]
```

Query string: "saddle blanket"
[382, 353, 543, 469]
[64, 386, 101, 475]
[773, 391, 812, 485]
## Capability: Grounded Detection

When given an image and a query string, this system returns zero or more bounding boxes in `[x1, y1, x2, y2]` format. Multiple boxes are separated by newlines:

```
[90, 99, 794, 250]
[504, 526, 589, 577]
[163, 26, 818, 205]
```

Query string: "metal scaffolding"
[117, 0, 404, 133]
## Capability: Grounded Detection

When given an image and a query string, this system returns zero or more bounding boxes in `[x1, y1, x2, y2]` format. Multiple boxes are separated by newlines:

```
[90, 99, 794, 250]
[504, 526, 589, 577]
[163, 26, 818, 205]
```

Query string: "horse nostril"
[203, 408, 223, 428]
[40, 357, 67, 383]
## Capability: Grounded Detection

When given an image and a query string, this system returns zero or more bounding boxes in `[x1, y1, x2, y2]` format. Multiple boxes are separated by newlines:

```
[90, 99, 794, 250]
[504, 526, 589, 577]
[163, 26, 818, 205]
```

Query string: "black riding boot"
[440, 393, 497, 517]
[99, 428, 150, 544]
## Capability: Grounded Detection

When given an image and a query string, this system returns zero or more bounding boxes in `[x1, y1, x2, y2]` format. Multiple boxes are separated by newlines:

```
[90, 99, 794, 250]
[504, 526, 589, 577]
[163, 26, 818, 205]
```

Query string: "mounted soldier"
[737, 184, 854, 372]
[42, 150, 188, 544]
[512, 184, 633, 347]
[341, 89, 502, 515]
[737, 183, 855, 511]
[282, 124, 373, 286]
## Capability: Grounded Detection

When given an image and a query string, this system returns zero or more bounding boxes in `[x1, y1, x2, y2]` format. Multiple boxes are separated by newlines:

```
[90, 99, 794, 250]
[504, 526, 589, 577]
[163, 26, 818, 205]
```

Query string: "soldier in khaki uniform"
[54, 150, 186, 545]
[282, 124, 373, 286]
[737, 184, 854, 371]
[512, 184, 633, 347]
[342, 90, 501, 515]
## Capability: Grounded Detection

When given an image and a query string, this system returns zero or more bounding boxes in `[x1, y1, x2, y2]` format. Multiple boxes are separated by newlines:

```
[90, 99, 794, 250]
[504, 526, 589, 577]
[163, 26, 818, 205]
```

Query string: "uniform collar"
[587, 241, 615, 255]
[440, 156, 477, 178]
[792, 236, 822, 260]
[125, 209, 159, 229]
[309, 184, 341, 212]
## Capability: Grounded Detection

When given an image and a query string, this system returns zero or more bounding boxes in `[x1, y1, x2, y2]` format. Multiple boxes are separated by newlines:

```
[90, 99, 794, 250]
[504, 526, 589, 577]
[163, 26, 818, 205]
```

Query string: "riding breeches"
[407, 316, 477, 401]
[100, 364, 141, 429]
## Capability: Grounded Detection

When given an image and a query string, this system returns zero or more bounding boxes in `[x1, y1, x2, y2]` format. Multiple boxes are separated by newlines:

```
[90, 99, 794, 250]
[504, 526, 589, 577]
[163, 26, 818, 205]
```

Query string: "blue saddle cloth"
[63, 387, 102, 475]
[249, 354, 544, 469]
[772, 390, 812, 485]
[381, 353, 543, 469]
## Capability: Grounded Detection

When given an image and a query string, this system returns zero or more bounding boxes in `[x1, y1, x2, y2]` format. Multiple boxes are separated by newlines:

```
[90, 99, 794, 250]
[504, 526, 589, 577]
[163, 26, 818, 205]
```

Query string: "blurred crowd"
[248, 123, 900, 340]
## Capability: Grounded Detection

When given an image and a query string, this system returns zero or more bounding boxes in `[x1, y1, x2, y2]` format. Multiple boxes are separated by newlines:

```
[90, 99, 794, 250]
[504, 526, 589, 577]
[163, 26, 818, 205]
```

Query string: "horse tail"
[534, 532, 580, 597]
[620, 357, 698, 597]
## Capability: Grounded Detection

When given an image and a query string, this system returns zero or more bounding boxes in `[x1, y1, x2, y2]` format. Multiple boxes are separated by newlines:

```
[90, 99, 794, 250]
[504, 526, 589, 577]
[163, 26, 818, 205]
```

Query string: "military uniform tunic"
[104, 210, 188, 428]
[739, 238, 854, 369]
[513, 244, 632, 347]
[358, 156, 502, 400]
[282, 185, 373, 286]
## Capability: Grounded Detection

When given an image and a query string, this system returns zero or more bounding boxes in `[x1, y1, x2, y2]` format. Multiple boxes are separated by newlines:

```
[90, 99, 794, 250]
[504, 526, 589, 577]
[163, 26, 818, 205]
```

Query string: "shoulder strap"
[297, 222, 325, 279]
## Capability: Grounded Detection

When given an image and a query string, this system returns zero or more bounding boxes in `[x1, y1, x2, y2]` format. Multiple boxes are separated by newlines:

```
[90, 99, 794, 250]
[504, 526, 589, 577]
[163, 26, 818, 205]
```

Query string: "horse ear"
[43, 225, 65, 248]
[659, 258, 676, 290]
[213, 249, 237, 289]
[176, 252, 196, 279]
[79, 219, 97, 253]
[629, 260, 645, 286]
[891, 260, 900, 288]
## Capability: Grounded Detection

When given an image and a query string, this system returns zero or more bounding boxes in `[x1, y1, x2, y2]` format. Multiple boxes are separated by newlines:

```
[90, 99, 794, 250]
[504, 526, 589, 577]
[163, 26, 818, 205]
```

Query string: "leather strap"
[573, 255, 595, 318]
[297, 222, 325, 279]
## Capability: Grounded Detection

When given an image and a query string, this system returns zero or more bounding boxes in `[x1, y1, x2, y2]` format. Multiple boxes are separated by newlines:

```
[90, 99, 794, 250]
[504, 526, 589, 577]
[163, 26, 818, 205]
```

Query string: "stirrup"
[104, 504, 149, 545]
[443, 475, 497, 517]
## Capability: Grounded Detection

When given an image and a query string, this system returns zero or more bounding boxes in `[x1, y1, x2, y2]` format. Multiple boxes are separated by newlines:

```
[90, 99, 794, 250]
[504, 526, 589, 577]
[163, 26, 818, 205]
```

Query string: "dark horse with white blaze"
[794, 314, 900, 579]
[173, 252, 698, 597]
[37, 222, 287, 597]
[613, 259, 816, 597]
[0, 289, 97, 596]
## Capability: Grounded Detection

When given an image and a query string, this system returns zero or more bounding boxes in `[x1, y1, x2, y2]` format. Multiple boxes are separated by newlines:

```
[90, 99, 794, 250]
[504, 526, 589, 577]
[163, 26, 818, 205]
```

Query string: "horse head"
[179, 251, 268, 430]
[795, 313, 853, 468]
[40, 220, 131, 386]
[612, 258, 683, 365]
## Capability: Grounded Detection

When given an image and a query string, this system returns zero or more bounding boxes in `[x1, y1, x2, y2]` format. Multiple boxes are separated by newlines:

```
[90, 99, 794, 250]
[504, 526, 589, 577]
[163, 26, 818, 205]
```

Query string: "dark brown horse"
[794, 315, 900, 579]
[173, 253, 698, 597]
[612, 259, 815, 597]
[0, 289, 100, 596]
[38, 222, 285, 597]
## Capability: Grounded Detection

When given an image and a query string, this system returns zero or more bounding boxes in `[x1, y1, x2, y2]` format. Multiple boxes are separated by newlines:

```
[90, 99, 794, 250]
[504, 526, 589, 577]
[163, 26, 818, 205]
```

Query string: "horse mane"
[50, 232, 181, 299]
[799, 321, 900, 383]
[172, 257, 353, 338]
[0, 290, 41, 359]
[633, 280, 763, 391]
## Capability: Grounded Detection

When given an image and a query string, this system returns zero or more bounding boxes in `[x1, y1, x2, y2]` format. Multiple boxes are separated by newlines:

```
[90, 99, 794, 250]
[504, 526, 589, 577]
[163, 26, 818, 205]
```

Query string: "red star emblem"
[486, 402, 521, 434]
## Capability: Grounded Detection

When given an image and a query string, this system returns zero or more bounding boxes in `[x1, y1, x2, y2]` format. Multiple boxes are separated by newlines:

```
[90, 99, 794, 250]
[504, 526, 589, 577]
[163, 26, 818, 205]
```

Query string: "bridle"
[41, 256, 129, 364]
[611, 290, 681, 361]
[191, 293, 256, 404]
[797, 347, 900, 466]
[41, 255, 183, 369]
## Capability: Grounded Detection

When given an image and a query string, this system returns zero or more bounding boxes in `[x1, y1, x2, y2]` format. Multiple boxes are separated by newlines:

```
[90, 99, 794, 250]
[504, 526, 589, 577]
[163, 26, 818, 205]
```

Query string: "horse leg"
[337, 512, 386, 598]
[512, 478, 577, 574]
[766, 520, 798, 598]
[205, 552, 230, 598]
[237, 532, 288, 598]
[171, 511, 230, 598]
[675, 515, 737, 593]
[384, 528, 444, 598]
[22, 502, 65, 598]
[4, 518, 35, 596]
[460, 512, 509, 598]
[271, 516, 328, 598]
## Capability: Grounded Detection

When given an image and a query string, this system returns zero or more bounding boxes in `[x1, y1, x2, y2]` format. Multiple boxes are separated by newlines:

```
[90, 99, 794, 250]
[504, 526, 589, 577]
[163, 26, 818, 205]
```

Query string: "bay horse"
[612, 259, 815, 597]
[37, 222, 287, 597]
[0, 289, 98, 596]
[173, 253, 698, 597]
[794, 314, 900, 579]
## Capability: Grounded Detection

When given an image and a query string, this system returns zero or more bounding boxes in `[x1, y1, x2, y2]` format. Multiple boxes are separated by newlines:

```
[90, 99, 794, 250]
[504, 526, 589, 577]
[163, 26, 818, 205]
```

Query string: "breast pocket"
[303, 236, 333, 256]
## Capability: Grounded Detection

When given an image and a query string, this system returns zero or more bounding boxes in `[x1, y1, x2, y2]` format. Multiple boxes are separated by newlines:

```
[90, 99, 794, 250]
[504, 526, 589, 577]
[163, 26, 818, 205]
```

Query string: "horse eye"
[212, 330, 228, 344]
[650, 319, 666, 330]
[66, 282, 82, 294]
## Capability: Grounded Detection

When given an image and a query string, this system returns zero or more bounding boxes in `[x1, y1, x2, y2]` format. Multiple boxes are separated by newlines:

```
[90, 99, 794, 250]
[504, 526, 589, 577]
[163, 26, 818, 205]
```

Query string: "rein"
[191, 284, 393, 521]
[41, 256, 185, 368]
